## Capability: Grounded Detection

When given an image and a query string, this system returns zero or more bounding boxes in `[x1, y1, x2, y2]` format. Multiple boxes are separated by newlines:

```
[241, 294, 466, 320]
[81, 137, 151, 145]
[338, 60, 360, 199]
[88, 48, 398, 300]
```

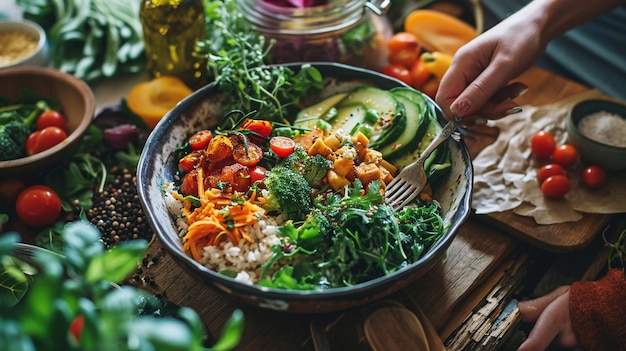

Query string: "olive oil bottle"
[140, 0, 207, 89]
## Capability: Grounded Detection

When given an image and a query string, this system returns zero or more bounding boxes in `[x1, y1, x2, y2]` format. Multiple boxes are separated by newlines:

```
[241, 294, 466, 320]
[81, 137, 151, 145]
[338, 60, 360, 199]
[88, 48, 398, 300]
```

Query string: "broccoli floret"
[282, 145, 308, 171]
[0, 122, 30, 161]
[262, 166, 313, 221]
[301, 154, 331, 186]
[0, 100, 48, 161]
[281, 146, 331, 187]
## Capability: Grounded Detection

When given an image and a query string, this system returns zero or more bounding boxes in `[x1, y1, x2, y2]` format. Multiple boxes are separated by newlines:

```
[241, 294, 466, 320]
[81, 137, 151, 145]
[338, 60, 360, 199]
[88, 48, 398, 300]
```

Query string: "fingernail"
[506, 106, 523, 115]
[473, 118, 487, 125]
[451, 98, 471, 116]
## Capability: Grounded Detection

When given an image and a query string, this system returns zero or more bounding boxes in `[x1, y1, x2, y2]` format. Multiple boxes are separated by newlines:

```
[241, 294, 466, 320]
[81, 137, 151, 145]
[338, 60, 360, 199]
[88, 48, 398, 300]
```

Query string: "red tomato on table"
[552, 144, 578, 167]
[582, 165, 606, 188]
[16, 185, 62, 227]
[541, 175, 570, 198]
[530, 131, 556, 159]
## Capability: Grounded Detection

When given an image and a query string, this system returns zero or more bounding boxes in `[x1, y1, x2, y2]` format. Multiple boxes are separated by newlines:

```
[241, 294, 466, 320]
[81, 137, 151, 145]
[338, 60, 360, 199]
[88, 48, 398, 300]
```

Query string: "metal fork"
[385, 116, 462, 210]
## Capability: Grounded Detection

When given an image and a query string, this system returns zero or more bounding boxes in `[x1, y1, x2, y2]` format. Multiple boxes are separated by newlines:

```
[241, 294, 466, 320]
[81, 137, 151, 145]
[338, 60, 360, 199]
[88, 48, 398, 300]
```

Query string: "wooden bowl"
[0, 67, 95, 176]
[137, 63, 472, 314]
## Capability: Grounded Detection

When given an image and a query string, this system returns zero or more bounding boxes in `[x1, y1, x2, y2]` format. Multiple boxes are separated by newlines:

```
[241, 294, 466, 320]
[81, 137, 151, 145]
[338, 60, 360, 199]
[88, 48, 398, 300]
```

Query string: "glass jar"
[236, 0, 392, 70]
[140, 0, 207, 89]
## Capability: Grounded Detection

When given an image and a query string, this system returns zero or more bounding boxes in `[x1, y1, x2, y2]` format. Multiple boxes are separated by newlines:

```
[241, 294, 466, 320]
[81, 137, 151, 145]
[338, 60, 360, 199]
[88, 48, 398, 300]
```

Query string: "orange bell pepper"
[404, 9, 477, 55]
[127, 76, 193, 129]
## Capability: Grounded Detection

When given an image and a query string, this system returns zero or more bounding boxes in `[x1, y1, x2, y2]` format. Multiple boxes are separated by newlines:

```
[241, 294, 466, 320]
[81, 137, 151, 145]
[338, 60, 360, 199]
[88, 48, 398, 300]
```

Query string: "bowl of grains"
[567, 99, 626, 170]
[137, 62, 473, 314]
[0, 19, 48, 69]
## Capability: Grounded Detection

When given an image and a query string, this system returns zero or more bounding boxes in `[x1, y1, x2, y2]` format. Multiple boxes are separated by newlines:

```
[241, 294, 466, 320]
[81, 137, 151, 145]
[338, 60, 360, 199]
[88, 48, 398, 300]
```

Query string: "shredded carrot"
[177, 176, 266, 261]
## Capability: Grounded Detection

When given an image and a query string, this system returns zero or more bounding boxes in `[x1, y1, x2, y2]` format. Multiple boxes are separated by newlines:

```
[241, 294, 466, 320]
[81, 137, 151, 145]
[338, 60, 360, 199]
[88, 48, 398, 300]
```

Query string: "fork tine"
[387, 187, 421, 210]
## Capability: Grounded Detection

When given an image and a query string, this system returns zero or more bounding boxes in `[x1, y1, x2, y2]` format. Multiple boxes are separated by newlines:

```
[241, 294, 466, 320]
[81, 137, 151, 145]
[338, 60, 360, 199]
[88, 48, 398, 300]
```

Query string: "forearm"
[513, 0, 626, 44]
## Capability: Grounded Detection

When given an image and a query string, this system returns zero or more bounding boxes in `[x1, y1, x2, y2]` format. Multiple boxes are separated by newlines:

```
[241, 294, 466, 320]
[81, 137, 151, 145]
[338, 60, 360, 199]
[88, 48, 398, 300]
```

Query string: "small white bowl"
[0, 19, 48, 69]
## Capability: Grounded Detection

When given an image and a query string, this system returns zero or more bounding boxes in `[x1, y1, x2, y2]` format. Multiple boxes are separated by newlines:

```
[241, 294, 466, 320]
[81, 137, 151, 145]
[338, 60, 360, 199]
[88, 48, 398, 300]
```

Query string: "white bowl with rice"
[0, 19, 48, 69]
[566, 99, 626, 170]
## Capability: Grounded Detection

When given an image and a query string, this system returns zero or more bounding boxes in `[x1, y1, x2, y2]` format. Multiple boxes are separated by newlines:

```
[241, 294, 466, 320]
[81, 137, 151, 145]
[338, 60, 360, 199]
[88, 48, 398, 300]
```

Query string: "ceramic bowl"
[566, 99, 626, 170]
[0, 67, 95, 175]
[0, 19, 48, 69]
[137, 62, 472, 314]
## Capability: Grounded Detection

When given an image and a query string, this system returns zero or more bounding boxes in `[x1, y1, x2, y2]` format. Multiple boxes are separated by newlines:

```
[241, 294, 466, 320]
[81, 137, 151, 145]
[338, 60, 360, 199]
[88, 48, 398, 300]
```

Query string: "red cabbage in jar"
[237, 0, 392, 70]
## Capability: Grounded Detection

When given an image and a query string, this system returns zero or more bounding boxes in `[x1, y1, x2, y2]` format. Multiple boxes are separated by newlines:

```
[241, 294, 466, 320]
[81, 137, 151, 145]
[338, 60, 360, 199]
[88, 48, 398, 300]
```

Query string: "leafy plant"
[199, 0, 324, 127]
[0, 221, 243, 351]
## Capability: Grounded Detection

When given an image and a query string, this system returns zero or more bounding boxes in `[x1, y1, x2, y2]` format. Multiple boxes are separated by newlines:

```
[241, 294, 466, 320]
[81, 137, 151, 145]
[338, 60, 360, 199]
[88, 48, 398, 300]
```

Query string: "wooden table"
[130, 65, 619, 350]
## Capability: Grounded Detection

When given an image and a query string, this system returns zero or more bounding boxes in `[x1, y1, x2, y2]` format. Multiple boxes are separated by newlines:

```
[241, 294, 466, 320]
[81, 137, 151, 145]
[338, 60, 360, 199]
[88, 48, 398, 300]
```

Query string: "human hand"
[517, 286, 579, 351]
[435, 14, 546, 122]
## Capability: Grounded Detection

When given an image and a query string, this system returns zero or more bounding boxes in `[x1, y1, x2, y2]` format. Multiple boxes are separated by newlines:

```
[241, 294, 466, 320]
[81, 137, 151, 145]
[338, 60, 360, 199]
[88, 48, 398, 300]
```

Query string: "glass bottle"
[236, 0, 393, 71]
[140, 0, 207, 89]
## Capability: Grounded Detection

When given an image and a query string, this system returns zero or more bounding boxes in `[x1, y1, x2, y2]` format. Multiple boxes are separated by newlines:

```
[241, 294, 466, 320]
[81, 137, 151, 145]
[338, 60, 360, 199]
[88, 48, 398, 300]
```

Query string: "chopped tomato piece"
[241, 119, 273, 141]
[232, 142, 264, 166]
[270, 136, 296, 158]
[188, 130, 213, 151]
[249, 165, 267, 184]
[221, 163, 251, 193]
[178, 150, 204, 173]
[180, 170, 199, 197]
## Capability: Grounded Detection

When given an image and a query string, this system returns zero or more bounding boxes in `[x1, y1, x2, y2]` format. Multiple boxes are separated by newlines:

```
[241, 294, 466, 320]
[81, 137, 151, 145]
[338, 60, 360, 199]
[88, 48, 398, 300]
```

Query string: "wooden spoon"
[363, 300, 434, 351]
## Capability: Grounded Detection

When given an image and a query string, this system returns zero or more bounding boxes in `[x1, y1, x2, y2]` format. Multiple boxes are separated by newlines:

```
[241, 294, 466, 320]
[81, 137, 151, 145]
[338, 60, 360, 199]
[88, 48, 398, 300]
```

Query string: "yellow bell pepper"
[420, 51, 453, 81]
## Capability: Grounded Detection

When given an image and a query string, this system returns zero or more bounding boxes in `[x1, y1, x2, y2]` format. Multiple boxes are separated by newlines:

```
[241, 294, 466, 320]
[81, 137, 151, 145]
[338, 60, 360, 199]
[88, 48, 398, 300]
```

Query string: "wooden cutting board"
[463, 66, 613, 253]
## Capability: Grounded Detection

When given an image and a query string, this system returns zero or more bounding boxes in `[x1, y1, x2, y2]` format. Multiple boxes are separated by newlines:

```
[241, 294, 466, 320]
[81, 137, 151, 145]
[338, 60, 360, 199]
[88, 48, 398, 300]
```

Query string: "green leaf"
[85, 240, 147, 283]
[209, 309, 244, 351]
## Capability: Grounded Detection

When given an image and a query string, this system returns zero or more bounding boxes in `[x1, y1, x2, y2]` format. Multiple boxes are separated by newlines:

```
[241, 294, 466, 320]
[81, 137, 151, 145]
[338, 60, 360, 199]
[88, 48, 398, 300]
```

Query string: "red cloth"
[570, 269, 626, 350]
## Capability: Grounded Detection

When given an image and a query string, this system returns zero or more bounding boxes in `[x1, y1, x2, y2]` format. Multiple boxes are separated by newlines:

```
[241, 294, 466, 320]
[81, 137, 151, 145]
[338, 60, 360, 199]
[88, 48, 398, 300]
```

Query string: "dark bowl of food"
[137, 62, 472, 313]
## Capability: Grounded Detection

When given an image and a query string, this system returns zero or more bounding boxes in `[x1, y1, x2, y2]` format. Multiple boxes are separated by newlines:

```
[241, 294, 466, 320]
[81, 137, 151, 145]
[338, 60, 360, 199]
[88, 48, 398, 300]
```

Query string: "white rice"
[164, 185, 285, 285]
[200, 217, 283, 285]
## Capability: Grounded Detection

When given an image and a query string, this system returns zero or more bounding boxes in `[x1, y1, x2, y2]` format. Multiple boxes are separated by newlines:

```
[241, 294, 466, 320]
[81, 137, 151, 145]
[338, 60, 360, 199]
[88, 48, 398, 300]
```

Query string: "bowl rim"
[0, 19, 47, 69]
[0, 66, 95, 172]
[568, 98, 626, 151]
[137, 62, 473, 304]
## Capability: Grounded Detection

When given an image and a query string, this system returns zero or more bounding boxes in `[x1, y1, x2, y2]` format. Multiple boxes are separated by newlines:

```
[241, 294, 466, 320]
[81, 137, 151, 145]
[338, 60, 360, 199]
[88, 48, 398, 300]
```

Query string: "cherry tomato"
[552, 144, 578, 167]
[270, 136, 296, 158]
[188, 130, 213, 151]
[536, 163, 566, 184]
[530, 131, 556, 159]
[582, 165, 606, 188]
[409, 59, 431, 89]
[25, 126, 67, 155]
[387, 32, 421, 68]
[541, 175, 570, 198]
[16, 185, 62, 227]
[205, 135, 233, 163]
[36, 109, 67, 131]
[241, 119, 273, 141]
[69, 315, 84, 342]
[249, 165, 267, 184]
[232, 142, 263, 166]
[381, 64, 413, 86]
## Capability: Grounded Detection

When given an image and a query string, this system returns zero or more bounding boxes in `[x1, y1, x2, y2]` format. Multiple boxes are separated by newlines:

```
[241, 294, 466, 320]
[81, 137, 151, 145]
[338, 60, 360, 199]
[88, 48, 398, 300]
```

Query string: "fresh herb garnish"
[259, 180, 446, 289]
[199, 0, 324, 127]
